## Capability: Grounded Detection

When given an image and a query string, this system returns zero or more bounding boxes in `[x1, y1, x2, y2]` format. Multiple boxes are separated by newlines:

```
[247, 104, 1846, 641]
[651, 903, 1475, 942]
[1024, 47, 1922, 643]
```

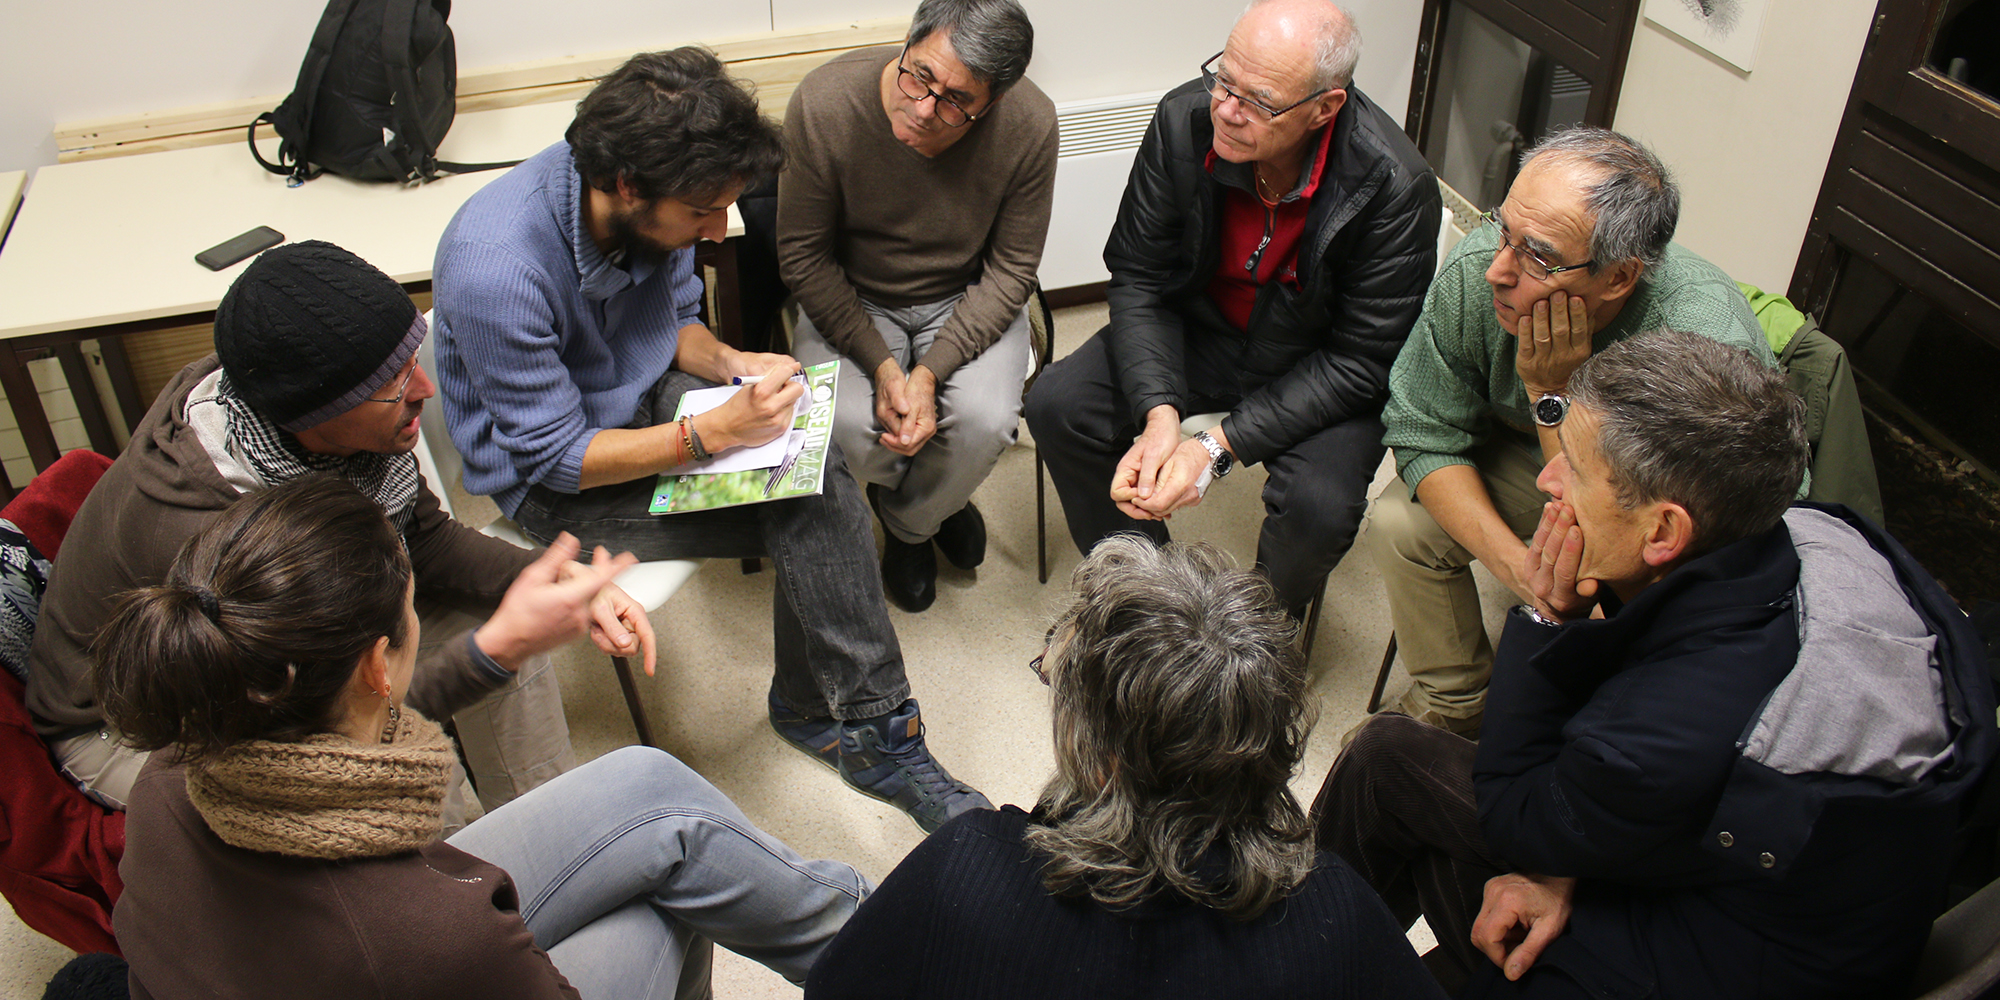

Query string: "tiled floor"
[1, 302, 1500, 996]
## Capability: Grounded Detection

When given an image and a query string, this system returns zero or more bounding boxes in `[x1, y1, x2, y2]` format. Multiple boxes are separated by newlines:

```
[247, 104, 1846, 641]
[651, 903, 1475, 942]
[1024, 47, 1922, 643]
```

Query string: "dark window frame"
[1404, 0, 1644, 149]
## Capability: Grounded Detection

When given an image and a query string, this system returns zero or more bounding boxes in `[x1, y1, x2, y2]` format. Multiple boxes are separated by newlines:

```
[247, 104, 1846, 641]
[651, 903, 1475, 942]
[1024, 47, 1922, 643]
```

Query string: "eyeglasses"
[1200, 52, 1329, 122]
[1028, 616, 1073, 686]
[1027, 623, 1055, 685]
[895, 47, 979, 128]
[1479, 210, 1595, 282]
[366, 361, 420, 404]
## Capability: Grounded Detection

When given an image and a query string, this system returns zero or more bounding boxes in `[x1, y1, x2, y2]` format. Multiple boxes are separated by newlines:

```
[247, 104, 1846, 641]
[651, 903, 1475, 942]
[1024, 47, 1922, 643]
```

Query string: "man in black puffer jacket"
[1025, 0, 1439, 612]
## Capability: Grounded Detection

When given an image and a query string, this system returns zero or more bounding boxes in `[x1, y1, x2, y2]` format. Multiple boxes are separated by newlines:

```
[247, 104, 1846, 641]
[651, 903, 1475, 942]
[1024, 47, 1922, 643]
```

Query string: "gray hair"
[1244, 0, 1363, 91]
[1025, 536, 1317, 921]
[1520, 126, 1679, 275]
[1567, 329, 1807, 555]
[907, 0, 1034, 97]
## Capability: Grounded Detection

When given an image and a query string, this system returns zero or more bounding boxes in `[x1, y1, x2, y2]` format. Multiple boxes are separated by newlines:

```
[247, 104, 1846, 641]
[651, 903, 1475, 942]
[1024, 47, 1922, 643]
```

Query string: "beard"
[605, 204, 679, 267]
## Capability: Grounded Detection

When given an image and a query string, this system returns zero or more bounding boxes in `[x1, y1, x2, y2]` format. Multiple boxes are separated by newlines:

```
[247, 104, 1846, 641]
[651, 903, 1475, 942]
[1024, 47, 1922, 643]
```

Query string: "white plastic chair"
[416, 314, 701, 748]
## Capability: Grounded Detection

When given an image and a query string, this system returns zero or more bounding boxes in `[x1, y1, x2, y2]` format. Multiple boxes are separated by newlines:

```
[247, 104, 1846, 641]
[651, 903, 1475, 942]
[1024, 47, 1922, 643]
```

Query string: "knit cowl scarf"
[184, 711, 453, 860]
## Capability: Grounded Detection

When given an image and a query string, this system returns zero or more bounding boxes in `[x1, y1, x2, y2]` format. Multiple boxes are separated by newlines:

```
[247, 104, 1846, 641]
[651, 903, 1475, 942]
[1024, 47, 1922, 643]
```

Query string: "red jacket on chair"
[0, 449, 123, 954]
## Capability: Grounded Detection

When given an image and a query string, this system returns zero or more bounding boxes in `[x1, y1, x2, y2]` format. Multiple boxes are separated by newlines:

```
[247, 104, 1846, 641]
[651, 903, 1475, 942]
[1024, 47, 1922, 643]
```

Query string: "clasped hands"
[1109, 406, 1224, 521]
[874, 358, 939, 457]
[475, 532, 660, 676]
[1522, 499, 1600, 622]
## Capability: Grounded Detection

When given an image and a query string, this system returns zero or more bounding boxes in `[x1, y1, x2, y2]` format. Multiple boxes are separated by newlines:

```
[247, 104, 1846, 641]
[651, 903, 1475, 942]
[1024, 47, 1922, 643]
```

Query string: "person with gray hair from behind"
[1365, 126, 1779, 740]
[1318, 329, 1995, 999]
[806, 535, 1445, 1000]
[1026, 0, 1440, 620]
[780, 0, 1056, 613]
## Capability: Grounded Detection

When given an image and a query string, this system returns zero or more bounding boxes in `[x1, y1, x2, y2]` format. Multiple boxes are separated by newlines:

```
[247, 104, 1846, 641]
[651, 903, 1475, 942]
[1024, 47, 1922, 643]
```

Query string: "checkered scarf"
[217, 373, 419, 532]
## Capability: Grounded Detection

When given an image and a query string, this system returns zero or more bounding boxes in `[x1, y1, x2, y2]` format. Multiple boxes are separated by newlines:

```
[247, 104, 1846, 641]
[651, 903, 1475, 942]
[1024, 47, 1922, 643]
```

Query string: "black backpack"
[248, 0, 514, 184]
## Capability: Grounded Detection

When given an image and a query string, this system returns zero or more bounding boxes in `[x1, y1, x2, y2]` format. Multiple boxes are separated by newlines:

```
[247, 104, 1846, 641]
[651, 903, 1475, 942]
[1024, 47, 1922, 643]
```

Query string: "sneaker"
[839, 699, 992, 833]
[768, 691, 841, 773]
[932, 502, 987, 570]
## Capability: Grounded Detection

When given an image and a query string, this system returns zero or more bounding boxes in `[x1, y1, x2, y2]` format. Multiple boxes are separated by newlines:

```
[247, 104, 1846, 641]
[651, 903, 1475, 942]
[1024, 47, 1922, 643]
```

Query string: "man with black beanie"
[25, 240, 654, 819]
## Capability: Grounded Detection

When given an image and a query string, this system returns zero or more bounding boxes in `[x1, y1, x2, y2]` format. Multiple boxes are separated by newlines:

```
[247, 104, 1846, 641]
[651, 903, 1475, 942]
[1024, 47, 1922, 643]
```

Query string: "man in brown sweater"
[779, 0, 1057, 612]
[25, 242, 653, 816]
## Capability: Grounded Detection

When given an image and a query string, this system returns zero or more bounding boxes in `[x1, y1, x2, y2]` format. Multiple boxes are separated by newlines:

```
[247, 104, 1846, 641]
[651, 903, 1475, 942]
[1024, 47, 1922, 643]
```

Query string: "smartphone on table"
[195, 226, 284, 271]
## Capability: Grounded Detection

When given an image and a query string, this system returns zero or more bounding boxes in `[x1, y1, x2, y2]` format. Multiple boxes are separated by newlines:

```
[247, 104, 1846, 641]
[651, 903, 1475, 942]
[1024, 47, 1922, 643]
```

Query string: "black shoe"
[881, 534, 937, 612]
[933, 502, 987, 570]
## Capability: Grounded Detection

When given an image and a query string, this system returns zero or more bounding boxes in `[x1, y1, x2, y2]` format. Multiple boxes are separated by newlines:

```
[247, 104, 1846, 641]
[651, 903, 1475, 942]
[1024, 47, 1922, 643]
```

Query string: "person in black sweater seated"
[806, 536, 1442, 999]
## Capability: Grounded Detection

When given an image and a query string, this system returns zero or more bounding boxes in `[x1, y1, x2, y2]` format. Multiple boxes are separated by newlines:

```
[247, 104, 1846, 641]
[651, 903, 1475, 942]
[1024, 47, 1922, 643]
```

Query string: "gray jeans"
[791, 295, 1032, 543]
[52, 600, 573, 819]
[448, 745, 870, 999]
[511, 372, 911, 722]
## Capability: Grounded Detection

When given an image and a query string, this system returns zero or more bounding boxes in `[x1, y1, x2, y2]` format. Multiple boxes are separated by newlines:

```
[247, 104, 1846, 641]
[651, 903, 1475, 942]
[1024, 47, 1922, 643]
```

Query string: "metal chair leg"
[1300, 587, 1325, 656]
[1037, 449, 1049, 585]
[610, 655, 658, 748]
[1367, 633, 1398, 714]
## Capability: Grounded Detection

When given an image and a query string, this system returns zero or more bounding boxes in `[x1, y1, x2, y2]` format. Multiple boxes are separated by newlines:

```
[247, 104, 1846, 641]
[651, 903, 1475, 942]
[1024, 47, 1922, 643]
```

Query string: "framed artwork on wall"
[1642, 0, 1770, 72]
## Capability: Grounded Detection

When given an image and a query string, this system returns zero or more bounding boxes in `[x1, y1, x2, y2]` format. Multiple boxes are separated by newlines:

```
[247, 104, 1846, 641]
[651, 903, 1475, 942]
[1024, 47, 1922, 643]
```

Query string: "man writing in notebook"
[430, 48, 989, 834]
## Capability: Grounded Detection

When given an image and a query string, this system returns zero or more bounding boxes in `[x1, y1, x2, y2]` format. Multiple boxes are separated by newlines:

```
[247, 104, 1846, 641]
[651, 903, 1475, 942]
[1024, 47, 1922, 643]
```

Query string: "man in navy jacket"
[1316, 329, 1995, 999]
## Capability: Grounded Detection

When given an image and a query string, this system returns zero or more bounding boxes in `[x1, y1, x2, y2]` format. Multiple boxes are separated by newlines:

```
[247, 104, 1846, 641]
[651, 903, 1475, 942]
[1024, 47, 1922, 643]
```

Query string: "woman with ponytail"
[807, 537, 1442, 1000]
[102, 475, 867, 999]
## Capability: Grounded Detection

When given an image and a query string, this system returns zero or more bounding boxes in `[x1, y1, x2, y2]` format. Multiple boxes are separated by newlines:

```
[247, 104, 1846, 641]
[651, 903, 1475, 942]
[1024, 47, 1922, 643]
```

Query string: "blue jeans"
[513, 373, 909, 721]
[447, 746, 871, 999]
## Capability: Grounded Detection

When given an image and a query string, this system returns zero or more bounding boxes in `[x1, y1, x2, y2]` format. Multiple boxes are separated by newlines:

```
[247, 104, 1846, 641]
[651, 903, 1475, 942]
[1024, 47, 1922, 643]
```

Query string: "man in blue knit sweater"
[431, 48, 990, 834]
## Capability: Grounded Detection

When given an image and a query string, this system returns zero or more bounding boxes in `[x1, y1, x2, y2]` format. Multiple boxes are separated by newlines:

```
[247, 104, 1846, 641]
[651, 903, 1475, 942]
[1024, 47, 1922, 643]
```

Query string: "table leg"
[0, 348, 59, 472]
[54, 344, 118, 456]
[692, 238, 746, 349]
[712, 238, 742, 350]
[96, 336, 148, 435]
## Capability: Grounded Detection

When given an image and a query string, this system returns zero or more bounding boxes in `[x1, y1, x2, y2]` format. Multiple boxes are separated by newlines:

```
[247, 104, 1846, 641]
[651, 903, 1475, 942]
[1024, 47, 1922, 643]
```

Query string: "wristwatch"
[1513, 604, 1565, 629]
[1533, 393, 1570, 428]
[1193, 430, 1234, 479]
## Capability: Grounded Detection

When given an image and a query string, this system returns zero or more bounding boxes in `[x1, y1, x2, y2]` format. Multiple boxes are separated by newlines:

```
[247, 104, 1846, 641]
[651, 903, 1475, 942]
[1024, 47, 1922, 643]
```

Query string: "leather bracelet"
[686, 417, 710, 461]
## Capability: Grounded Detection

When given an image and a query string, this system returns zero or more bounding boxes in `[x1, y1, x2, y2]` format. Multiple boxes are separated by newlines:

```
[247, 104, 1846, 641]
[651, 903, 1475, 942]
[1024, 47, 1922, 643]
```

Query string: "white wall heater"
[1037, 92, 1164, 293]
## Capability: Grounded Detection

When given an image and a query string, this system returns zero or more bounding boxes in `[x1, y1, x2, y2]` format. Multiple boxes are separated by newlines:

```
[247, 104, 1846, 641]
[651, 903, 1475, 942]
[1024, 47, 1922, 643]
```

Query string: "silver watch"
[1533, 393, 1569, 428]
[1193, 430, 1234, 479]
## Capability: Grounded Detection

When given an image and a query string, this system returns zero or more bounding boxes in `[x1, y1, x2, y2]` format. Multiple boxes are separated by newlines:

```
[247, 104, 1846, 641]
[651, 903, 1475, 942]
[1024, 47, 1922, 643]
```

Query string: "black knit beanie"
[213, 240, 425, 432]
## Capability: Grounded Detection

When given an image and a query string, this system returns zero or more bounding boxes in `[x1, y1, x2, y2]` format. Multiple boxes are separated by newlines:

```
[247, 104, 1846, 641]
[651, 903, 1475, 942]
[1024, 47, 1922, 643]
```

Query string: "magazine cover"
[648, 360, 840, 514]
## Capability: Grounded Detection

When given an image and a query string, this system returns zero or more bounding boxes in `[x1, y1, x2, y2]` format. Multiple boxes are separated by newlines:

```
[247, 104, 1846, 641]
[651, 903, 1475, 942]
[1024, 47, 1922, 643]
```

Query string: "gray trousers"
[51, 600, 573, 821]
[790, 294, 1032, 544]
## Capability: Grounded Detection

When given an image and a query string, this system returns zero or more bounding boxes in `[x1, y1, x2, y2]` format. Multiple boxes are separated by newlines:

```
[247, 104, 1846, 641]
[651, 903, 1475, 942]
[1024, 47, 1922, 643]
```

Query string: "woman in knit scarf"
[96, 475, 868, 1000]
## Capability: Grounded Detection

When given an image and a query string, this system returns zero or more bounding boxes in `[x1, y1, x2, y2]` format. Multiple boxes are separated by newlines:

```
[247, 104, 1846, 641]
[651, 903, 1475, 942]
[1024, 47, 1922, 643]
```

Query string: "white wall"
[1612, 0, 1876, 292]
[1, 0, 1421, 174]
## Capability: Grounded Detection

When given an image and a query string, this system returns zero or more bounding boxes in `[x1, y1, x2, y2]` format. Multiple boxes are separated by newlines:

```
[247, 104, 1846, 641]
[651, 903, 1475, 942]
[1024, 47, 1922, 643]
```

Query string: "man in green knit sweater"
[778, 0, 1057, 613]
[1372, 127, 1776, 737]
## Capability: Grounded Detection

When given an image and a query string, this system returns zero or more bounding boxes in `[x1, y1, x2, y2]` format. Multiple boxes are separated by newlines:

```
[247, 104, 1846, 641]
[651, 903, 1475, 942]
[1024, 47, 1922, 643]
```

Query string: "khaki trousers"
[1368, 432, 1548, 720]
